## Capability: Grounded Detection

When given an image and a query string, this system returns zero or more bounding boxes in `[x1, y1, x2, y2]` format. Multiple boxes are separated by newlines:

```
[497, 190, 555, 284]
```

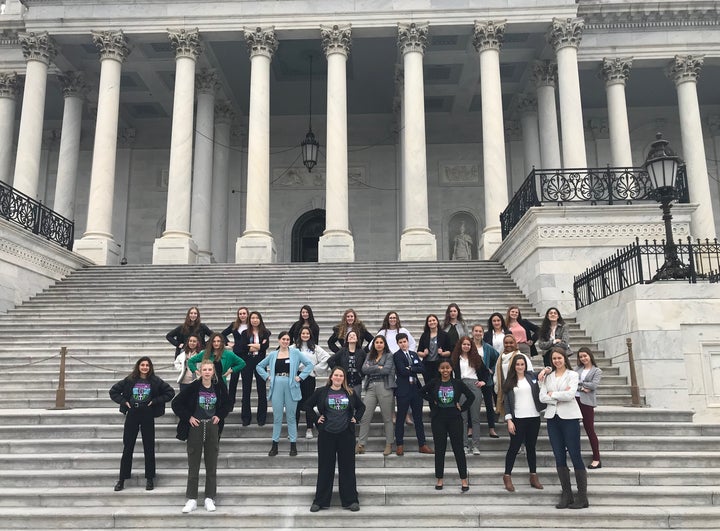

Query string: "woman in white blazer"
[540, 346, 588, 510]
[575, 347, 602, 469]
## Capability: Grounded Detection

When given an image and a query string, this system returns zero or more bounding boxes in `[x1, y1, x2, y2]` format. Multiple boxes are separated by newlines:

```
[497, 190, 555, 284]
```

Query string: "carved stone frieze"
[272, 166, 367, 188]
[439, 162, 481, 185]
[538, 222, 687, 241]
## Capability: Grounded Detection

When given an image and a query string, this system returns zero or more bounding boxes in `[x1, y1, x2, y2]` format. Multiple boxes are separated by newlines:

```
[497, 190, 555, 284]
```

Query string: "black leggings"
[431, 412, 467, 480]
[504, 416, 541, 474]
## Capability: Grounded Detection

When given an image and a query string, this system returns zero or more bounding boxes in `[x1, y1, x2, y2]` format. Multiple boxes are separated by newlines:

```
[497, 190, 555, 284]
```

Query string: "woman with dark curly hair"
[537, 307, 571, 367]
[450, 336, 490, 455]
[289, 305, 321, 346]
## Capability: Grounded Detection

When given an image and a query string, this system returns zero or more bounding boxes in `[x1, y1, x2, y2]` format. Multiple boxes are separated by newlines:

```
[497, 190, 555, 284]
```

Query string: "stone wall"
[0, 219, 92, 313]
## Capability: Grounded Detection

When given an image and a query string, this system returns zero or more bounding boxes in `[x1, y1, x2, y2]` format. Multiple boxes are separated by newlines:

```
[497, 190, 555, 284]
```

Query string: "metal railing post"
[626, 338, 642, 407]
[53, 346, 69, 410]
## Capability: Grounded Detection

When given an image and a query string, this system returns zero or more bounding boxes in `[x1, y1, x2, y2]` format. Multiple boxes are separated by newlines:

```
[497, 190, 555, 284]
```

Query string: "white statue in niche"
[452, 221, 473, 261]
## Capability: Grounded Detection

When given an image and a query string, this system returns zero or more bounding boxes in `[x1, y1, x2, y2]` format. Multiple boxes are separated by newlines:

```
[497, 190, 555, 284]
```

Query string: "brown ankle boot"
[529, 473, 543, 489]
[503, 474, 515, 492]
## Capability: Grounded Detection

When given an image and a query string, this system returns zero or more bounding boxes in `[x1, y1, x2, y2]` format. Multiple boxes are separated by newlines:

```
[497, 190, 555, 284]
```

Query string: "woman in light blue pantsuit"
[257, 331, 314, 456]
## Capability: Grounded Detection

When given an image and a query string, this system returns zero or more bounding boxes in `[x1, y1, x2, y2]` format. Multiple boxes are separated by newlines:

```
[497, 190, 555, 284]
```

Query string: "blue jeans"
[546, 415, 585, 469]
[270, 375, 298, 443]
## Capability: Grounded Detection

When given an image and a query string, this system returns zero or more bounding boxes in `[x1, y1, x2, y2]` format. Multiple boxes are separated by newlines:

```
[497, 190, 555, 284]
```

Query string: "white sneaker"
[306, 428, 314, 439]
[182, 499, 197, 513]
[464, 446, 471, 455]
[204, 497, 216, 512]
[472, 447, 481, 455]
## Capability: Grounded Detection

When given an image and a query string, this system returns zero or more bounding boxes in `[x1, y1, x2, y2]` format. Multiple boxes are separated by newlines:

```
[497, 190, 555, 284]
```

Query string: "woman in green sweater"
[188, 333, 245, 386]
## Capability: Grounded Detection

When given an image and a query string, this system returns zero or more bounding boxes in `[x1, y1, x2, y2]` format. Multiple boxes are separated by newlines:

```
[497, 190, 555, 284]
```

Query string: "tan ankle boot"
[529, 473, 543, 489]
[503, 474, 515, 492]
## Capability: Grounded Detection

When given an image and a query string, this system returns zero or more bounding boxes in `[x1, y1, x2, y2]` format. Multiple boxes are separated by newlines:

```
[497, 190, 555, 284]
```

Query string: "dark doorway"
[291, 209, 326, 262]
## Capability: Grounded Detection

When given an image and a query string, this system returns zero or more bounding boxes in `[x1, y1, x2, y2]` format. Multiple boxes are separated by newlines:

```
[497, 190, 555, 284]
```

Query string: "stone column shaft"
[13, 32, 55, 199]
[211, 104, 233, 263]
[549, 18, 587, 169]
[397, 22, 436, 261]
[319, 23, 354, 262]
[190, 70, 217, 263]
[0, 73, 20, 184]
[668, 55, 716, 238]
[516, 94, 541, 175]
[533, 61, 562, 169]
[602, 58, 633, 167]
[236, 27, 278, 263]
[54, 73, 87, 220]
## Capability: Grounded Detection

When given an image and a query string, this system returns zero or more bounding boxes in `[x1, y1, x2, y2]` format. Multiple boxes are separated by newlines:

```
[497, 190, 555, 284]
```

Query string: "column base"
[399, 229, 437, 261]
[318, 231, 355, 263]
[481, 226, 503, 260]
[152, 236, 199, 264]
[235, 233, 276, 264]
[73, 236, 121, 265]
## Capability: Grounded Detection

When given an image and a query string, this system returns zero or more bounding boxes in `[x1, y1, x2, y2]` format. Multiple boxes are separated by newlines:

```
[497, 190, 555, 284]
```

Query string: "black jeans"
[481, 384, 496, 429]
[313, 427, 358, 508]
[120, 405, 155, 480]
[504, 416, 541, 474]
[431, 411, 467, 480]
[240, 354, 267, 425]
[297, 375, 317, 429]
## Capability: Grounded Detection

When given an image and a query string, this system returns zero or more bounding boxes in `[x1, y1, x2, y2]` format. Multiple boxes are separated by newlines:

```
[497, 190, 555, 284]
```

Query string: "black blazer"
[417, 329, 452, 360]
[393, 349, 424, 397]
[421, 378, 475, 419]
[503, 372, 546, 420]
[109, 375, 175, 417]
[303, 386, 366, 432]
[236, 329, 271, 361]
[167, 323, 213, 357]
[171, 377, 231, 441]
[327, 347, 367, 381]
[220, 322, 244, 356]
[289, 321, 320, 346]
[327, 325, 374, 353]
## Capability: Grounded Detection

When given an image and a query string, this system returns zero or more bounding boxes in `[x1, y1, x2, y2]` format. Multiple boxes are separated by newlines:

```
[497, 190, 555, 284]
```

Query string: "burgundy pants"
[577, 398, 600, 461]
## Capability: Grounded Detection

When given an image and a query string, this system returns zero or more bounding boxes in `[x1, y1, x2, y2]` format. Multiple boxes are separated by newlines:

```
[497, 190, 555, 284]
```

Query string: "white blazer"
[540, 370, 582, 419]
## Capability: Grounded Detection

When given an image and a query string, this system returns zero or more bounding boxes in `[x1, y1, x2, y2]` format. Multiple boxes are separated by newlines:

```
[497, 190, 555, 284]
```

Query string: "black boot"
[290, 442, 298, 456]
[568, 468, 589, 509]
[268, 441, 279, 457]
[555, 467, 574, 509]
[113, 480, 124, 492]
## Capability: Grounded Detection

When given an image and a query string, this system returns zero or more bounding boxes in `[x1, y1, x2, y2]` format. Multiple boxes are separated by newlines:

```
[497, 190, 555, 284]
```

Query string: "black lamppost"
[301, 55, 319, 172]
[643, 133, 690, 281]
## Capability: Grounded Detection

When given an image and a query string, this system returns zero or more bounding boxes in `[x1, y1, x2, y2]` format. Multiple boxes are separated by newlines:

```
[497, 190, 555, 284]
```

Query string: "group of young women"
[109, 302, 602, 513]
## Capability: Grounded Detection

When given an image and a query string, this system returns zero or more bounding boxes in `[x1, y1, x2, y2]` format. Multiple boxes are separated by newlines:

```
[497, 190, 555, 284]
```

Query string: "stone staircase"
[0, 261, 718, 529]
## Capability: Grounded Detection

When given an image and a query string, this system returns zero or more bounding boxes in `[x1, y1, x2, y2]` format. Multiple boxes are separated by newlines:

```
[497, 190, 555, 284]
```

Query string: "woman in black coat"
[166, 306, 213, 357]
[109, 356, 174, 492]
[417, 314, 452, 382]
[421, 360, 475, 491]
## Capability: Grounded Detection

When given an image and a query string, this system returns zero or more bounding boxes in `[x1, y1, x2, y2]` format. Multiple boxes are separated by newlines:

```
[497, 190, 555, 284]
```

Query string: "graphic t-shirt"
[324, 390, 351, 433]
[131, 381, 151, 406]
[195, 384, 217, 420]
[438, 383, 455, 408]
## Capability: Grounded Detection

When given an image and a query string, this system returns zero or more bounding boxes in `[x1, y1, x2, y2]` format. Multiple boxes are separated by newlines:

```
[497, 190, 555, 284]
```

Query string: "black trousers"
[228, 370, 241, 406]
[395, 388, 426, 446]
[119, 406, 155, 480]
[481, 385, 496, 429]
[296, 375, 317, 429]
[240, 355, 267, 425]
[431, 412, 467, 480]
[313, 427, 358, 508]
[504, 416, 541, 474]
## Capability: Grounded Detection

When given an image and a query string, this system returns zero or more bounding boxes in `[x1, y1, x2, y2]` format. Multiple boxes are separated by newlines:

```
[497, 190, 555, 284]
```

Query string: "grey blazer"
[575, 365, 602, 407]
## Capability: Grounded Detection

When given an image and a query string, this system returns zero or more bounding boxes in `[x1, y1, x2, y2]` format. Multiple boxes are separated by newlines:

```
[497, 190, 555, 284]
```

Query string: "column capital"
[587, 118, 609, 139]
[91, 30, 130, 63]
[505, 119, 522, 141]
[214, 100, 235, 125]
[532, 60, 557, 88]
[514, 92, 537, 115]
[117, 127, 137, 148]
[321, 24, 352, 58]
[600, 57, 632, 86]
[42, 128, 61, 148]
[472, 20, 506, 52]
[666, 54, 703, 85]
[18, 31, 56, 64]
[707, 115, 720, 136]
[244, 26, 278, 59]
[168, 28, 202, 60]
[548, 17, 584, 52]
[0, 71, 22, 98]
[397, 22, 429, 55]
[58, 71, 89, 99]
[195, 69, 219, 95]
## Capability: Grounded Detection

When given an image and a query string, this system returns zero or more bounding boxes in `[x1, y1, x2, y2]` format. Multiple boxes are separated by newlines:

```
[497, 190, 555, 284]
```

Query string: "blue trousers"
[270, 375, 299, 443]
[546, 415, 585, 469]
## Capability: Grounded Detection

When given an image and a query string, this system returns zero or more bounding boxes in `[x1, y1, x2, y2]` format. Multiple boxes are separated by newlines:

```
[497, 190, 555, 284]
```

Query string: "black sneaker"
[310, 504, 321, 512]
[344, 502, 360, 512]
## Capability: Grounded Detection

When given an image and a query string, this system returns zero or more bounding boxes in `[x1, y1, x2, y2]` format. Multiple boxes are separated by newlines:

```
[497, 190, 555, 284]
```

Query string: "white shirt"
[377, 327, 416, 353]
[512, 378, 540, 419]
[459, 356, 477, 380]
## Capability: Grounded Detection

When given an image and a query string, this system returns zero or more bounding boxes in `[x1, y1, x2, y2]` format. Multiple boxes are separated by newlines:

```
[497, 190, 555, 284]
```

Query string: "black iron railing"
[501, 165, 689, 238]
[573, 236, 720, 309]
[0, 180, 74, 250]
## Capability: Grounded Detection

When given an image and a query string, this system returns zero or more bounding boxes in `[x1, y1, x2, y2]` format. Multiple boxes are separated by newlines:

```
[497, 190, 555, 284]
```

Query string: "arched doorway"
[291, 209, 326, 262]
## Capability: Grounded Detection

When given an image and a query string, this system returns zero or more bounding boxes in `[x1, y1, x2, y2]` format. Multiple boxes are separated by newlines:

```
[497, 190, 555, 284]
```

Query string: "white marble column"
[74, 30, 129, 265]
[53, 72, 87, 221]
[153, 28, 202, 264]
[548, 17, 587, 169]
[708, 116, 720, 238]
[318, 24, 354, 262]
[12, 32, 55, 199]
[189, 69, 217, 264]
[515, 93, 541, 179]
[211, 101, 234, 263]
[667, 55, 716, 239]
[601, 57, 633, 167]
[236, 27, 278, 263]
[0, 72, 21, 185]
[533, 61, 562, 169]
[473, 20, 508, 259]
[397, 22, 436, 261]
